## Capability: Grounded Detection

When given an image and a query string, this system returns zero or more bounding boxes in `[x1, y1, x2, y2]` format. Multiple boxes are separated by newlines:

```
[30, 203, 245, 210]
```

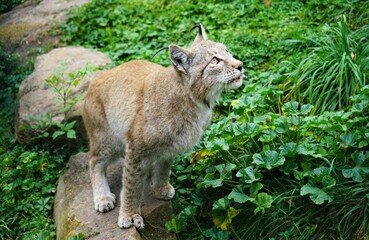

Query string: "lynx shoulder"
[83, 24, 244, 229]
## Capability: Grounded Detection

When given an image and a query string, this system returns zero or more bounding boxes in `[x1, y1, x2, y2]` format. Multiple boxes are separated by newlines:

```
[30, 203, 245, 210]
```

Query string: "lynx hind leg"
[118, 147, 148, 229]
[84, 94, 122, 212]
[151, 159, 175, 200]
[89, 151, 117, 212]
[88, 132, 124, 212]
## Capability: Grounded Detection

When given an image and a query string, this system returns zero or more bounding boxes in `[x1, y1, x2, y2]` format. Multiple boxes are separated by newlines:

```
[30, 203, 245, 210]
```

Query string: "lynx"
[83, 24, 244, 229]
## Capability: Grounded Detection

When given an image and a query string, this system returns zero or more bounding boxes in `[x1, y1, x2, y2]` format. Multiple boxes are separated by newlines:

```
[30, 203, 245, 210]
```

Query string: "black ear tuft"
[192, 23, 208, 46]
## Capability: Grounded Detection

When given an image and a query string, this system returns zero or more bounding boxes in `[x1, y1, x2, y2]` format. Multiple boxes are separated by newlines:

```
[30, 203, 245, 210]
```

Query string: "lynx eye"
[211, 57, 220, 65]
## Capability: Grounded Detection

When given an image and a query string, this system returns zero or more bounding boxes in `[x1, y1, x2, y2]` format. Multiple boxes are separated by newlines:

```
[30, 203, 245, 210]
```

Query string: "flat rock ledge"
[54, 152, 176, 240]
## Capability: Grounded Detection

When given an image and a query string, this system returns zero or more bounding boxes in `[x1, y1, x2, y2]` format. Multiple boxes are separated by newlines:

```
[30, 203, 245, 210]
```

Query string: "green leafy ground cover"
[0, 45, 66, 239]
[0, 0, 26, 14]
[1, 0, 369, 239]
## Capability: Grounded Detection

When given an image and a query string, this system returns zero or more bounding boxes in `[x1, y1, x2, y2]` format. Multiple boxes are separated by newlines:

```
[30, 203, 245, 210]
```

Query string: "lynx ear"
[169, 45, 192, 75]
[192, 24, 208, 46]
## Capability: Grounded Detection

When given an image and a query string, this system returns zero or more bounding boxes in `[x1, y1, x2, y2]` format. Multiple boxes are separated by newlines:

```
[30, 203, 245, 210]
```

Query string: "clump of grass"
[231, 180, 369, 240]
[284, 16, 369, 114]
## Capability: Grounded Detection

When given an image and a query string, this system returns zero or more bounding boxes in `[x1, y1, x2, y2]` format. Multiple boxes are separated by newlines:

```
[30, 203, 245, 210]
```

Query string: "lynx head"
[169, 24, 244, 107]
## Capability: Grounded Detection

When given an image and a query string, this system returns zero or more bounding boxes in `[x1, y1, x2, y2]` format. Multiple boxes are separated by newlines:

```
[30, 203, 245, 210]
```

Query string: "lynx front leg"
[89, 153, 116, 212]
[118, 150, 146, 229]
[151, 158, 175, 200]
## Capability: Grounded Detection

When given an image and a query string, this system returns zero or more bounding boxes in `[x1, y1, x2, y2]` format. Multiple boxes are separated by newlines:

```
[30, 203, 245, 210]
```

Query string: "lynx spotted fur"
[83, 24, 244, 229]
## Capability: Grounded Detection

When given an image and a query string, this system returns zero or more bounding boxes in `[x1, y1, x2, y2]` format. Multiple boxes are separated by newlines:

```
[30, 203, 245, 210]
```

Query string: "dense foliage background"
[1, 0, 369, 239]
[0, 0, 25, 14]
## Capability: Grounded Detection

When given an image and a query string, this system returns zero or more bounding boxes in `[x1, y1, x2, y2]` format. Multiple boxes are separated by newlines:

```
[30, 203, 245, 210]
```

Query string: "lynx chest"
[140, 104, 212, 156]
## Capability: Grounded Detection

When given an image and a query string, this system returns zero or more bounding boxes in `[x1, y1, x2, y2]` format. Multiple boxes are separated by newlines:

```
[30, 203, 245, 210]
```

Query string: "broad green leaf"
[311, 167, 330, 178]
[229, 185, 249, 203]
[359, 140, 369, 148]
[52, 130, 65, 139]
[279, 142, 297, 157]
[252, 151, 285, 170]
[279, 159, 298, 175]
[258, 129, 277, 143]
[297, 143, 323, 158]
[180, 206, 197, 217]
[300, 104, 314, 115]
[322, 174, 336, 188]
[244, 122, 260, 136]
[321, 136, 335, 146]
[67, 130, 76, 139]
[250, 182, 264, 198]
[275, 121, 289, 134]
[204, 228, 231, 240]
[329, 111, 352, 121]
[290, 116, 301, 126]
[352, 101, 368, 113]
[304, 167, 336, 188]
[293, 171, 304, 181]
[241, 94, 262, 111]
[212, 198, 239, 230]
[236, 166, 261, 184]
[202, 175, 222, 188]
[253, 193, 273, 214]
[207, 138, 229, 151]
[165, 217, 187, 234]
[201, 164, 236, 188]
[64, 120, 76, 131]
[165, 206, 197, 233]
[300, 183, 333, 205]
[213, 197, 230, 210]
[282, 101, 299, 115]
[342, 151, 369, 182]
[21, 178, 35, 191]
[231, 122, 245, 136]
[339, 133, 361, 148]
[210, 231, 231, 240]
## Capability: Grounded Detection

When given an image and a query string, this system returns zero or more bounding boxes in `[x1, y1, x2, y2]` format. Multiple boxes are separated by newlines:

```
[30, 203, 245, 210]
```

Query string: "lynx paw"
[151, 183, 175, 200]
[94, 193, 116, 212]
[118, 213, 144, 229]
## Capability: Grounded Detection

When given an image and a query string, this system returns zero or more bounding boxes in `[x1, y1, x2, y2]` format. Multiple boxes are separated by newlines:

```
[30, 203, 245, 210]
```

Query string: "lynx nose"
[233, 61, 243, 72]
